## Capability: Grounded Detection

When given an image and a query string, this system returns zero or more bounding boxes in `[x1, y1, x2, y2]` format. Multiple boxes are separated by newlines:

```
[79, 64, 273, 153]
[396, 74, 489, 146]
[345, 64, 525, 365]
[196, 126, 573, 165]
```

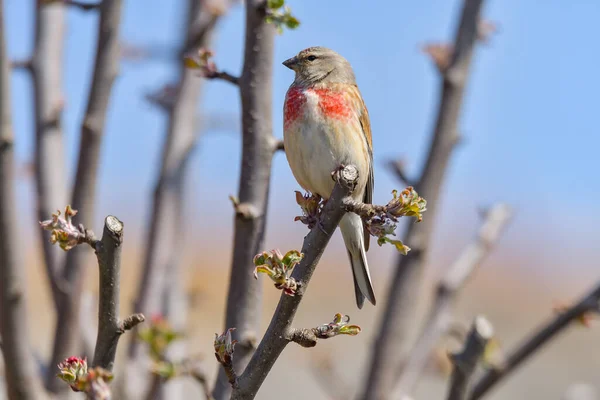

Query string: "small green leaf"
[377, 237, 410, 255]
[267, 0, 285, 9]
[338, 324, 361, 336]
[183, 56, 201, 69]
[282, 250, 303, 266]
[285, 16, 300, 29]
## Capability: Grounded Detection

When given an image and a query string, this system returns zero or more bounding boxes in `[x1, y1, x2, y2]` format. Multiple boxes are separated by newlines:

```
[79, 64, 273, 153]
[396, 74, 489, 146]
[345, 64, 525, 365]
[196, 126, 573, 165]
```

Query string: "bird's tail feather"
[340, 213, 376, 309]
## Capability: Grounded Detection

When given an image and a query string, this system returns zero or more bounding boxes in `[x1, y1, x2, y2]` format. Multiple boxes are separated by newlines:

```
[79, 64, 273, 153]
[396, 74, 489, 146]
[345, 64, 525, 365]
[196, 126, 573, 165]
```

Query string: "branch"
[287, 313, 362, 348]
[205, 70, 240, 85]
[92, 216, 145, 370]
[469, 282, 600, 399]
[131, 0, 224, 346]
[0, 2, 49, 397]
[46, 0, 124, 392]
[184, 359, 215, 400]
[447, 316, 494, 400]
[61, 0, 102, 11]
[273, 138, 284, 152]
[360, 1, 488, 398]
[184, 48, 240, 85]
[215, 328, 239, 388]
[230, 165, 359, 400]
[562, 383, 598, 400]
[32, 0, 69, 311]
[213, 1, 278, 398]
[395, 204, 512, 395]
[309, 353, 352, 400]
[128, 2, 228, 398]
[387, 159, 416, 187]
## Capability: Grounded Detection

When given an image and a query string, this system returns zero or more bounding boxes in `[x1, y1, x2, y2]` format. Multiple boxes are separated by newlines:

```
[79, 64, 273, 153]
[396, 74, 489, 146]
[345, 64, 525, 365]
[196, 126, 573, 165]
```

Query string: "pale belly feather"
[284, 91, 369, 200]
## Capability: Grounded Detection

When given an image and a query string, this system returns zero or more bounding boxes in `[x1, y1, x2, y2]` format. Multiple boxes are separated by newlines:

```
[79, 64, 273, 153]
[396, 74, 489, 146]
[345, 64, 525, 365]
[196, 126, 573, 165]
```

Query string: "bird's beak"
[282, 56, 298, 70]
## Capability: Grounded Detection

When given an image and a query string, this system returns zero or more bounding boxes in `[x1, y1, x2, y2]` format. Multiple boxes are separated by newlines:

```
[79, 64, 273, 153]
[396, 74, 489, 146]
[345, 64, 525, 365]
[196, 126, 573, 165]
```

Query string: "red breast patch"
[284, 87, 306, 128]
[312, 88, 352, 120]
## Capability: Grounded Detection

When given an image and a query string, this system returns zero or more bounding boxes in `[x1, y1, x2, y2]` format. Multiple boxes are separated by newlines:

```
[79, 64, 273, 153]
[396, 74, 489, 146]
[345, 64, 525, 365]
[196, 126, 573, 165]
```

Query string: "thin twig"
[0, 3, 49, 397]
[46, 0, 124, 392]
[447, 316, 494, 400]
[395, 204, 512, 395]
[213, 0, 277, 398]
[273, 138, 285, 152]
[360, 1, 487, 398]
[63, 0, 102, 10]
[205, 70, 240, 85]
[309, 353, 352, 400]
[230, 166, 359, 400]
[469, 282, 600, 400]
[184, 359, 215, 400]
[387, 159, 415, 187]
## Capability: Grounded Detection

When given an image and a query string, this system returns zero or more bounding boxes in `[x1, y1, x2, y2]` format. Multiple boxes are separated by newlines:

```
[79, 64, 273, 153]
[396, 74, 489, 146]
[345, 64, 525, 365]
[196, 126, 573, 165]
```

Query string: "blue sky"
[5, 0, 600, 278]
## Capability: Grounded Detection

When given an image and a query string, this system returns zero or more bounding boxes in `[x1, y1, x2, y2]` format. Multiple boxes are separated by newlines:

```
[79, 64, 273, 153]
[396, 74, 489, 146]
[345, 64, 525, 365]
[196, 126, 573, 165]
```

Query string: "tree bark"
[31, 0, 68, 309]
[230, 166, 359, 400]
[0, 2, 49, 397]
[212, 1, 277, 398]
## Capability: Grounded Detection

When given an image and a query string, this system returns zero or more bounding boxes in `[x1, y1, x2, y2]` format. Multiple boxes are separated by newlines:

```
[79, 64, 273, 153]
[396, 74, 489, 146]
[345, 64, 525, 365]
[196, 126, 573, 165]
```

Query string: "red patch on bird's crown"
[312, 88, 352, 120]
[284, 87, 306, 128]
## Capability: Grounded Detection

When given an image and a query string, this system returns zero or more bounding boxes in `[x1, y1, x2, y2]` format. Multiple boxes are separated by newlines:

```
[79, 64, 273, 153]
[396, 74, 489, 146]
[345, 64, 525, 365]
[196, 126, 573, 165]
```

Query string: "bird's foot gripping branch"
[294, 186, 426, 255]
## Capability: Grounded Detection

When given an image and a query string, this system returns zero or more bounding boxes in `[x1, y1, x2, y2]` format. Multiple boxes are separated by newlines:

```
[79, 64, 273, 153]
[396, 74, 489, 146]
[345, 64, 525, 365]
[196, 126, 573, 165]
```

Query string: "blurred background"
[3, 0, 600, 398]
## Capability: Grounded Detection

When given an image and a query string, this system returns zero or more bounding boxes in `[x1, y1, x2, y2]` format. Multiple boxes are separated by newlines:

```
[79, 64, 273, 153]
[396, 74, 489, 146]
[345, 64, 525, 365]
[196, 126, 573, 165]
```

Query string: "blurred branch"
[387, 159, 415, 187]
[184, 48, 240, 85]
[10, 59, 33, 70]
[131, 0, 210, 353]
[53, 0, 102, 11]
[92, 216, 145, 370]
[0, 2, 49, 397]
[469, 282, 600, 400]
[309, 353, 352, 400]
[31, 0, 69, 310]
[183, 359, 214, 400]
[212, 0, 278, 398]
[447, 316, 494, 400]
[230, 166, 359, 400]
[273, 138, 284, 152]
[360, 1, 488, 398]
[395, 204, 512, 395]
[46, 0, 123, 393]
[129, 1, 229, 398]
[562, 383, 598, 400]
[205, 69, 240, 85]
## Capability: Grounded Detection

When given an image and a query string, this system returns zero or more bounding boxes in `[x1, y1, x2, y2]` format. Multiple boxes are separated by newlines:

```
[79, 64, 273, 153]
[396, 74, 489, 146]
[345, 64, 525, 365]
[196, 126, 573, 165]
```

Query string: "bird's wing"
[356, 85, 374, 251]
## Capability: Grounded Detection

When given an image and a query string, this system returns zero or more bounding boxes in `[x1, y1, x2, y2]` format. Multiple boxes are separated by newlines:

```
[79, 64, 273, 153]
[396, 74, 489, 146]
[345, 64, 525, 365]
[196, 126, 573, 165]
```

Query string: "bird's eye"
[307, 55, 317, 61]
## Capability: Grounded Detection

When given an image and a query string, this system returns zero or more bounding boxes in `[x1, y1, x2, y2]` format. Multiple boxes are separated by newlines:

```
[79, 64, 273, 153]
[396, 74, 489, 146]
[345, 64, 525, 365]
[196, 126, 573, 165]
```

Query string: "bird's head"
[283, 46, 356, 86]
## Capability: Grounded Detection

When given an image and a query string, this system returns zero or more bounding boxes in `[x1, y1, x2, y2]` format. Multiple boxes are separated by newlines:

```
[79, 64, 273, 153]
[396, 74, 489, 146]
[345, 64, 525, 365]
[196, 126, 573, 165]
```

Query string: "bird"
[282, 46, 376, 309]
